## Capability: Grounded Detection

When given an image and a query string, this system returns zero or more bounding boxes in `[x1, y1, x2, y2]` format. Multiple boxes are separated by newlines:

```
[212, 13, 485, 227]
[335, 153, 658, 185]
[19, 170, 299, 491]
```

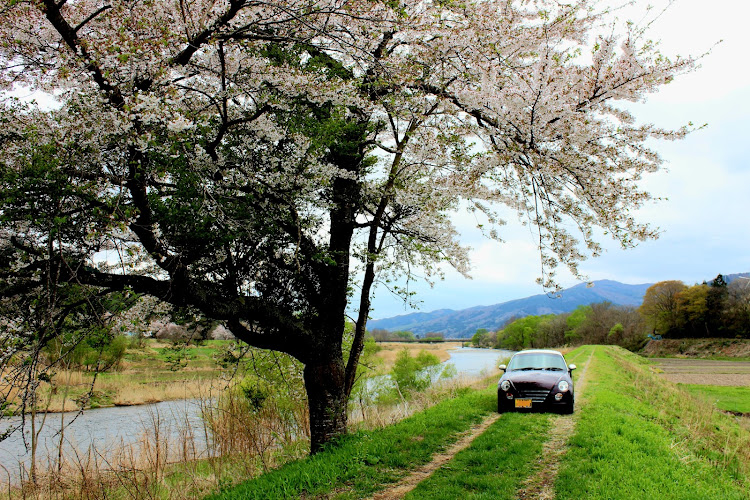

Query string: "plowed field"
[653, 358, 750, 386]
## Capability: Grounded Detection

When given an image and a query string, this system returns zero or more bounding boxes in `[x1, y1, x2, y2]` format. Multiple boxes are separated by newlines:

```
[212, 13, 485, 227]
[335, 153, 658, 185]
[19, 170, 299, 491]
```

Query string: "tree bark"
[304, 354, 348, 454]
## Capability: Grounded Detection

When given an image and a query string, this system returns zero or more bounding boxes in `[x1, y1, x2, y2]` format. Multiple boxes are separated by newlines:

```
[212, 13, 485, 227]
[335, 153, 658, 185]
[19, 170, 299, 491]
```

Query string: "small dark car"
[497, 349, 576, 414]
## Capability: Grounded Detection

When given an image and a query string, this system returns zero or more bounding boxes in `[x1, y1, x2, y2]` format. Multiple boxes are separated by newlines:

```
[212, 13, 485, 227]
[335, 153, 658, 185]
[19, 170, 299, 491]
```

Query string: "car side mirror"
[568, 364, 577, 371]
[499, 364, 507, 372]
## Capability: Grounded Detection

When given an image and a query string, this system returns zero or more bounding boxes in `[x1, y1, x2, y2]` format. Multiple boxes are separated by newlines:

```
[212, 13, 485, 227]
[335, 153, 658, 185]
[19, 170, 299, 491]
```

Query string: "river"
[0, 346, 512, 483]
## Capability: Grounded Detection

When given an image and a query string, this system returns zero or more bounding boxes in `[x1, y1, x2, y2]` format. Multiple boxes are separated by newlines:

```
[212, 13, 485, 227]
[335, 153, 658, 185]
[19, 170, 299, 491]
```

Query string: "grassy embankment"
[5, 341, 487, 498]
[207, 348, 584, 499]
[207, 383, 507, 499]
[554, 346, 749, 499]
[211, 346, 749, 500]
[400, 346, 590, 500]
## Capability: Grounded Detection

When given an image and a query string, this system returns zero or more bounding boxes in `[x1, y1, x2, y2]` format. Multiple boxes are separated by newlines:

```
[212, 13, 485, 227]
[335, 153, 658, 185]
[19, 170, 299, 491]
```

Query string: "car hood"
[502, 370, 567, 388]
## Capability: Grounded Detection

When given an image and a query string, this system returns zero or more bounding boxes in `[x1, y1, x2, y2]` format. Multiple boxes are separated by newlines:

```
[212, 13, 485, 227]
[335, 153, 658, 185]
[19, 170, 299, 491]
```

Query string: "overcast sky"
[369, 0, 750, 319]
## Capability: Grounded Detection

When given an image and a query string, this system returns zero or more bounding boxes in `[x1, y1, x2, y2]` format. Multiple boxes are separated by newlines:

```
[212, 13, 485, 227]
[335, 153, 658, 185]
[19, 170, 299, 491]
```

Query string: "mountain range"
[368, 279, 651, 338]
[369, 272, 750, 338]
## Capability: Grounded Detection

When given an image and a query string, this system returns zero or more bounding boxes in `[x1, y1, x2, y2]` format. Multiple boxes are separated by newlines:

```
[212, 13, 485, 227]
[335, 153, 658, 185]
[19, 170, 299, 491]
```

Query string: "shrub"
[390, 349, 444, 395]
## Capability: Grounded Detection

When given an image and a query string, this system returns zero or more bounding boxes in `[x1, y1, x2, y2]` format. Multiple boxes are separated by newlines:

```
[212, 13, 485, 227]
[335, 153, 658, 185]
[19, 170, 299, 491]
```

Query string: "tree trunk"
[304, 354, 348, 454]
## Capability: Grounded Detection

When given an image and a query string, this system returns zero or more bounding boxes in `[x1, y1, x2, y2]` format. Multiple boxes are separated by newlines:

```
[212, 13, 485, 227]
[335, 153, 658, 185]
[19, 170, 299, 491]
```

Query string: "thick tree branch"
[72, 5, 111, 33]
[41, 0, 124, 108]
[170, 0, 247, 66]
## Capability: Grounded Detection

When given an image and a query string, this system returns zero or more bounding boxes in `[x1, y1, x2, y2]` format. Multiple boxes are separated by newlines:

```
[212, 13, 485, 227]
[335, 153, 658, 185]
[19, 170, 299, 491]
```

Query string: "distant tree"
[536, 313, 570, 347]
[607, 323, 624, 343]
[368, 329, 416, 342]
[564, 305, 593, 343]
[394, 331, 416, 341]
[725, 279, 750, 338]
[675, 284, 709, 337]
[369, 329, 390, 341]
[471, 328, 491, 348]
[496, 315, 553, 350]
[482, 303, 645, 351]
[639, 281, 687, 337]
[573, 302, 619, 344]
[614, 306, 649, 351]
[706, 275, 729, 335]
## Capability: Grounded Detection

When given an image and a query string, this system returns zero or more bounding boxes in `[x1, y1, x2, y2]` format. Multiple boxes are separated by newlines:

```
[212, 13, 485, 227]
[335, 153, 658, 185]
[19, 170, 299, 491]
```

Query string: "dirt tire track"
[515, 349, 595, 500]
[368, 413, 502, 500]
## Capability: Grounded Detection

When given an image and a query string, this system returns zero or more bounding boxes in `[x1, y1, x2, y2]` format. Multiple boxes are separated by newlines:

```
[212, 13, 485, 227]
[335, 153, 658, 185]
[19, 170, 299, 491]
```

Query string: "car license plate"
[515, 399, 532, 409]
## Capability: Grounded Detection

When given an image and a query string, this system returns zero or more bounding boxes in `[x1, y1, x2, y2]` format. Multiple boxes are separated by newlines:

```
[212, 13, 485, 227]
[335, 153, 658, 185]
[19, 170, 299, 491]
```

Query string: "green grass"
[404, 413, 550, 499]
[681, 384, 750, 414]
[206, 385, 498, 499]
[202, 345, 749, 500]
[555, 346, 749, 500]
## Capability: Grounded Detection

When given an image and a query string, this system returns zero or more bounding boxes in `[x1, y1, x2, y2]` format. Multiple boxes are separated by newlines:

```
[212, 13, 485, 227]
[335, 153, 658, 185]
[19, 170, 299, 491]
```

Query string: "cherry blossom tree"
[0, 0, 695, 451]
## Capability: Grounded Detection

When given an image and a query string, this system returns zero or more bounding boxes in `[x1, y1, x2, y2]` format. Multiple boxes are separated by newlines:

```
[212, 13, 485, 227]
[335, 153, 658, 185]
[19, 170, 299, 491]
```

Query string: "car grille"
[517, 389, 549, 403]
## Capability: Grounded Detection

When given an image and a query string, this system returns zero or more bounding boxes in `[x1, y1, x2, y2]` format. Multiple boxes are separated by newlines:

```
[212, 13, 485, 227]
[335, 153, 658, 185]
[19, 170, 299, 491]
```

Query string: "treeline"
[639, 275, 750, 338]
[369, 328, 445, 342]
[472, 302, 646, 351]
[473, 274, 750, 351]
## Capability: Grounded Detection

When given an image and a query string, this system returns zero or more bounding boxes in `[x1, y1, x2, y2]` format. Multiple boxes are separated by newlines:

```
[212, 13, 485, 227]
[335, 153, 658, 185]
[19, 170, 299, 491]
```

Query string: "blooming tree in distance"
[0, 0, 695, 451]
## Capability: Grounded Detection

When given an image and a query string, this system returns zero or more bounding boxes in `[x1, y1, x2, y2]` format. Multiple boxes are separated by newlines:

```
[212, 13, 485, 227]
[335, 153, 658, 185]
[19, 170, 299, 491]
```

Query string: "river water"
[0, 346, 512, 482]
[444, 347, 513, 376]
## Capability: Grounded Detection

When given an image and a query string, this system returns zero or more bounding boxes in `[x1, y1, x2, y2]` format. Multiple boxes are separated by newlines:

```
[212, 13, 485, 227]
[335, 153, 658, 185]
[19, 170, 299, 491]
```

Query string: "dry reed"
[3, 367, 495, 499]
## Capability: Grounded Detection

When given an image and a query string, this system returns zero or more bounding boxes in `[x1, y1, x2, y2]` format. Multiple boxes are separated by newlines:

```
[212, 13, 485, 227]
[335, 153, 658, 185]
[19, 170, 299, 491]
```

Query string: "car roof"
[513, 349, 565, 356]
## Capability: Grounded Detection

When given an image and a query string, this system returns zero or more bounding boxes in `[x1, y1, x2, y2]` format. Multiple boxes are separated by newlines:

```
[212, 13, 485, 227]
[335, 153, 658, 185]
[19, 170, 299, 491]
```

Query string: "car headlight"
[500, 380, 511, 391]
[558, 380, 569, 392]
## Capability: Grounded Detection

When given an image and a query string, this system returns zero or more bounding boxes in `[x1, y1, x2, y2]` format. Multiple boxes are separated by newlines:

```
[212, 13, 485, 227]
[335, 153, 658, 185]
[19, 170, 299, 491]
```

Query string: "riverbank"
[12, 341, 472, 414]
[4, 340, 230, 414]
[8, 346, 748, 498]
[1, 343, 501, 497]
[3, 372, 493, 498]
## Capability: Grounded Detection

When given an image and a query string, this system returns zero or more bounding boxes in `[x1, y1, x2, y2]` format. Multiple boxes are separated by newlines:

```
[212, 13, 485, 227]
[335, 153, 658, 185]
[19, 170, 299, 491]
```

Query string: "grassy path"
[515, 347, 594, 499]
[400, 347, 593, 500]
[369, 413, 501, 499]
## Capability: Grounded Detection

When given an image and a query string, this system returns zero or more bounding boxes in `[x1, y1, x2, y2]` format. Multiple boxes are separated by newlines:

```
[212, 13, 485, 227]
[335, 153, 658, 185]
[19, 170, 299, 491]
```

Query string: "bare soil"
[652, 358, 750, 386]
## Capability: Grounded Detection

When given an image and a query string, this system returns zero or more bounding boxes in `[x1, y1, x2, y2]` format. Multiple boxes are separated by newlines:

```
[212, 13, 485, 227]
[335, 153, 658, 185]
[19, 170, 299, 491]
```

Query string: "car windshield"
[507, 352, 567, 371]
